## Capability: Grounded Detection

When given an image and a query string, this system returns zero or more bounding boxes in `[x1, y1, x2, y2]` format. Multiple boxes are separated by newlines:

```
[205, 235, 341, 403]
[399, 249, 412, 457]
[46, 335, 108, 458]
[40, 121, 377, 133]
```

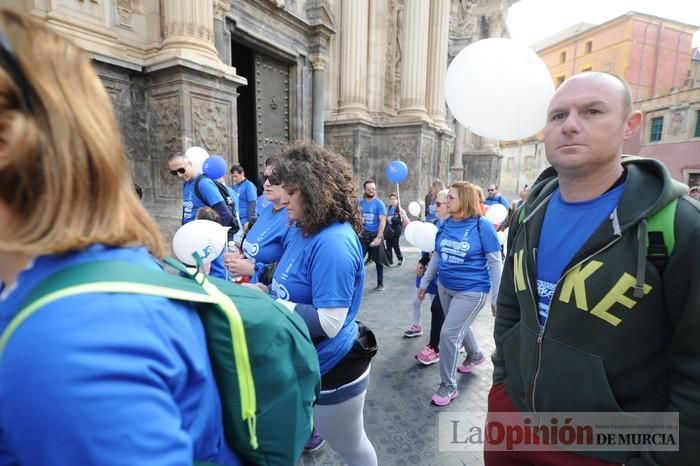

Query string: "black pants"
[384, 236, 403, 264]
[429, 293, 445, 350]
[361, 232, 384, 286]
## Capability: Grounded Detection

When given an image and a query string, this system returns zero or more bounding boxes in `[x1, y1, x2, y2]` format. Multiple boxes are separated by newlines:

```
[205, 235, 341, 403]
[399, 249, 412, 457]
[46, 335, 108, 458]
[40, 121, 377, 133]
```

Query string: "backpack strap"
[193, 174, 207, 206]
[0, 258, 260, 450]
[645, 199, 677, 275]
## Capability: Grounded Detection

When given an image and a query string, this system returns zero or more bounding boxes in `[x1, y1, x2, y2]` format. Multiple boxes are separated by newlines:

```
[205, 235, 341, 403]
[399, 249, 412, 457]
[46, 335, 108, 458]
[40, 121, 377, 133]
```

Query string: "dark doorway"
[231, 39, 258, 184]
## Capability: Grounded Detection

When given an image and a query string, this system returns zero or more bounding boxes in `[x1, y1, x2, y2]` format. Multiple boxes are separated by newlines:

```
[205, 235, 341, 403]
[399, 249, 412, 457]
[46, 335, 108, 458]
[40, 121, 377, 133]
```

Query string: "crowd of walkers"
[1, 9, 698, 466]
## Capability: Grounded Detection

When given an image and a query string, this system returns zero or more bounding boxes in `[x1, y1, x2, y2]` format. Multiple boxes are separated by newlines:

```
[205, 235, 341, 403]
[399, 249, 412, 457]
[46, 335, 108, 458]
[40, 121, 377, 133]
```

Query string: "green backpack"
[0, 258, 321, 466]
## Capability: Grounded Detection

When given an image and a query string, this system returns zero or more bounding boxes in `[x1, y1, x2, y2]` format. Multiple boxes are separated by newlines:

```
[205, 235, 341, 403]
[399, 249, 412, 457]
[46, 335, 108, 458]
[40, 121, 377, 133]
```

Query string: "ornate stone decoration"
[214, 0, 231, 18]
[449, 0, 477, 39]
[192, 98, 229, 155]
[254, 0, 286, 9]
[384, 0, 398, 110]
[153, 95, 181, 158]
[393, 0, 404, 110]
[117, 0, 133, 28]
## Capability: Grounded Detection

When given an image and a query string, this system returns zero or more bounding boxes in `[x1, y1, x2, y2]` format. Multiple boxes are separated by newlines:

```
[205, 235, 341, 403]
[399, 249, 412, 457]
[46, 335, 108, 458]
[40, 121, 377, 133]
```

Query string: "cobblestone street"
[299, 244, 494, 466]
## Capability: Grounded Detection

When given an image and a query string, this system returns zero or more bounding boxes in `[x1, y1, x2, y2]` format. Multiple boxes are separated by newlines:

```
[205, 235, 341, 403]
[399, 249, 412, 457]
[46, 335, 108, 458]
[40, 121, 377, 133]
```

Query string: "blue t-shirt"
[256, 194, 271, 218]
[209, 251, 228, 280]
[435, 217, 500, 292]
[485, 195, 510, 209]
[359, 197, 387, 234]
[0, 245, 240, 466]
[425, 199, 438, 222]
[242, 203, 290, 277]
[270, 223, 364, 374]
[182, 176, 224, 225]
[536, 184, 625, 327]
[233, 179, 258, 224]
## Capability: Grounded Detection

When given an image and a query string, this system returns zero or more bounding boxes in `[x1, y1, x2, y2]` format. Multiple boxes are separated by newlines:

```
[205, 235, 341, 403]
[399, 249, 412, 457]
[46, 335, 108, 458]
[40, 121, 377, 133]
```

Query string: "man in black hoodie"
[488, 72, 700, 465]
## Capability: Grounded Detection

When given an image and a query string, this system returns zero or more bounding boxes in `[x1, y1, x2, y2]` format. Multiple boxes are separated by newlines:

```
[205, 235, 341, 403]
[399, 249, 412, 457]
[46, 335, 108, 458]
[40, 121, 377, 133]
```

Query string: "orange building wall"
[538, 14, 695, 99]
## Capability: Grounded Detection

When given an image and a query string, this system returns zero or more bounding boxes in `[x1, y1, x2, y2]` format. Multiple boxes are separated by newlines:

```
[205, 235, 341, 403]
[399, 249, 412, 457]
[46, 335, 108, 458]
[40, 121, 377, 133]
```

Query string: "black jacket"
[494, 156, 700, 465]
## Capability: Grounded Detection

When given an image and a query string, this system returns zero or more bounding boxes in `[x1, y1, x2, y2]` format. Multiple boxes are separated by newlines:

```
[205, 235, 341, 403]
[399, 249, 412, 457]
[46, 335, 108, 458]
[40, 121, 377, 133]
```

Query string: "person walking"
[489, 72, 700, 465]
[359, 180, 387, 291]
[418, 181, 502, 407]
[254, 142, 377, 466]
[413, 189, 450, 363]
[484, 184, 510, 209]
[0, 11, 240, 465]
[384, 192, 406, 266]
[223, 160, 289, 285]
[230, 163, 258, 229]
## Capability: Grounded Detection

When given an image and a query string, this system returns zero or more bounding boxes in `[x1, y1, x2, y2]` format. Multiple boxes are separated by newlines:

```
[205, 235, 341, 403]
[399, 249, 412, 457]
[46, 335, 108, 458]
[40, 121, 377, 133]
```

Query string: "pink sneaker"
[458, 354, 486, 374]
[431, 383, 459, 406]
[415, 345, 440, 365]
[403, 324, 423, 338]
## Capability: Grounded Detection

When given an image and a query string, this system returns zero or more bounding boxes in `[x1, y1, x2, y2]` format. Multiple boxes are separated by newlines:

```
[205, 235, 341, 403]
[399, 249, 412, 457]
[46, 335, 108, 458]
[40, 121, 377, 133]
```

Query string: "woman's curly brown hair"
[272, 142, 363, 236]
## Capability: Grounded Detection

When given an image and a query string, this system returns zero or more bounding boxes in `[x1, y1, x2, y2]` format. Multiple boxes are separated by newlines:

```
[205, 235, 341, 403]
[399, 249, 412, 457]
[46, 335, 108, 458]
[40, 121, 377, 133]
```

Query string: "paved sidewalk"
[298, 245, 494, 466]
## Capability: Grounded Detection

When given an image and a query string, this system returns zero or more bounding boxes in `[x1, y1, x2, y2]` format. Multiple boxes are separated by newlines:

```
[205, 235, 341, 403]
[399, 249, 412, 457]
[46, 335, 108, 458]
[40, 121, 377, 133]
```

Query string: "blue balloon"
[385, 160, 408, 184]
[203, 155, 227, 180]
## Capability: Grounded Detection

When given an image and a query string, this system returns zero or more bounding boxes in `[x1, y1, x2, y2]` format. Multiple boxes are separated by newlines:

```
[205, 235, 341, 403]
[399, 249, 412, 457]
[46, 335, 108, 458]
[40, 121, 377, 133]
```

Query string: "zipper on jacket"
[528, 235, 622, 413]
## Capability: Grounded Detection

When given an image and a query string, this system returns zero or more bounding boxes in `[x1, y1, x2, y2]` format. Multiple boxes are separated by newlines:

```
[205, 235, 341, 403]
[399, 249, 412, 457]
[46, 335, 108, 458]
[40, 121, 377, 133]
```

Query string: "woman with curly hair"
[265, 142, 378, 465]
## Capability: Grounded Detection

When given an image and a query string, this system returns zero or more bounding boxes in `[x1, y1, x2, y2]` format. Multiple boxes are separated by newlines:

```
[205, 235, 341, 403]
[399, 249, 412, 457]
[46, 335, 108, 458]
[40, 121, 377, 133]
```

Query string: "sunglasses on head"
[0, 28, 35, 113]
[169, 167, 187, 176]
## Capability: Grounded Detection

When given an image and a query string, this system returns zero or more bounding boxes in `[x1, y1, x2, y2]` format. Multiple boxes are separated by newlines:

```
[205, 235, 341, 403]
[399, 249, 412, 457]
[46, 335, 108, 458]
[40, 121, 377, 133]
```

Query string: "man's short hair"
[363, 179, 376, 188]
[230, 163, 244, 174]
[167, 152, 185, 163]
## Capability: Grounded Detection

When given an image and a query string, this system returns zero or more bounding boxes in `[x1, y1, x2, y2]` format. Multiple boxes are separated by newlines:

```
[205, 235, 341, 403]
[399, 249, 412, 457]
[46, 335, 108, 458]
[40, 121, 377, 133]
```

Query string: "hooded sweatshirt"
[493, 156, 700, 465]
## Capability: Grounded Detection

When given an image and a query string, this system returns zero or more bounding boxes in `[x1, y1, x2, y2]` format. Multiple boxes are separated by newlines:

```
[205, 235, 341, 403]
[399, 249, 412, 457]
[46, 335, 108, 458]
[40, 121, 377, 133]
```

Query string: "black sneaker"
[397, 258, 404, 266]
[375, 284, 385, 291]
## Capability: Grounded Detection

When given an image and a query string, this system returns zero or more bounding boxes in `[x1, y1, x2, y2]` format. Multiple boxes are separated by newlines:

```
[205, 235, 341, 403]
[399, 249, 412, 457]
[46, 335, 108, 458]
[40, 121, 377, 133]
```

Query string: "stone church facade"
[7, 0, 511, 234]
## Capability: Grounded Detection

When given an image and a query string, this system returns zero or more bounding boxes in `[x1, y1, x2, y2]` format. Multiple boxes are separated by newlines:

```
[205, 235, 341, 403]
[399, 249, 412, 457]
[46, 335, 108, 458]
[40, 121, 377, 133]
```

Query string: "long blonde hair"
[0, 10, 164, 256]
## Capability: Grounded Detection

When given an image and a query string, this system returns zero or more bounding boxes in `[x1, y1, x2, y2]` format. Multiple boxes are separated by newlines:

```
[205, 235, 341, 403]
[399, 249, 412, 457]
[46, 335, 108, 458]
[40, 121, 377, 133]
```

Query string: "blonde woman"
[418, 181, 502, 406]
[0, 11, 240, 465]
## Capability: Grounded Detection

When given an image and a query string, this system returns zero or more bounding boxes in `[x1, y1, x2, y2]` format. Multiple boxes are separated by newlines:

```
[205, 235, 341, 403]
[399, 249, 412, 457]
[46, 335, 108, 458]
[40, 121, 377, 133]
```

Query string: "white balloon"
[408, 201, 421, 217]
[172, 220, 227, 266]
[496, 230, 507, 246]
[413, 222, 438, 253]
[404, 221, 420, 246]
[185, 146, 209, 175]
[485, 204, 509, 225]
[445, 38, 555, 141]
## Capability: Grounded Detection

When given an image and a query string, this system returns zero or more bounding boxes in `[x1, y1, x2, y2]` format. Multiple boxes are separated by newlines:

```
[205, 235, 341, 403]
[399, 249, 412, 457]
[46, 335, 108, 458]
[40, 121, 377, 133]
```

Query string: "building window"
[556, 75, 566, 87]
[695, 110, 700, 137]
[688, 172, 700, 187]
[650, 117, 664, 142]
[560, 51, 566, 63]
[585, 41, 593, 54]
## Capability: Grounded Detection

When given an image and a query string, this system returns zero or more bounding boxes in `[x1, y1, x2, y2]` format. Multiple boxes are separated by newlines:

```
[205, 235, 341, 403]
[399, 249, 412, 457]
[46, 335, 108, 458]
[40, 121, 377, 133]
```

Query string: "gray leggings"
[314, 382, 378, 465]
[437, 284, 487, 388]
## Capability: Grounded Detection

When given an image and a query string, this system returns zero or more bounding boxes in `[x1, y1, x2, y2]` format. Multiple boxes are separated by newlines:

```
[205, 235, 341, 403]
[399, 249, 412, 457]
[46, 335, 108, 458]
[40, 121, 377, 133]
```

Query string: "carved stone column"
[451, 122, 466, 182]
[213, 0, 232, 65]
[160, 0, 219, 60]
[367, 0, 387, 114]
[398, 0, 430, 116]
[426, 0, 450, 125]
[311, 56, 326, 146]
[338, 0, 369, 114]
